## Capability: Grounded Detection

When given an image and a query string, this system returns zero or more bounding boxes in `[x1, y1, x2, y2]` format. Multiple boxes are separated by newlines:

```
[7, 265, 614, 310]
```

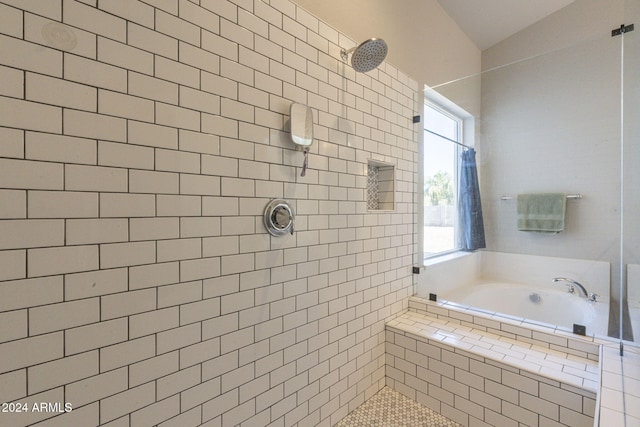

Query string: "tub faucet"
[552, 277, 598, 301]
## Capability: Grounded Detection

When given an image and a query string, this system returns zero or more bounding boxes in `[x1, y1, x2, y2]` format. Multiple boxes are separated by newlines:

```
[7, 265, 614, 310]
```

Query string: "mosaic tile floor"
[335, 386, 461, 427]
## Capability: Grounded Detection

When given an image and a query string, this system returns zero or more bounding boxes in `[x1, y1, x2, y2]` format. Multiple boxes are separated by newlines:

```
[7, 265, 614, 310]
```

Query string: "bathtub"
[439, 281, 609, 337]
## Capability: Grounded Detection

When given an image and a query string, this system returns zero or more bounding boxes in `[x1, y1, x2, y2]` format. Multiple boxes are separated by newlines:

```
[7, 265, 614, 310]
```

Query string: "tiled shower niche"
[367, 160, 395, 211]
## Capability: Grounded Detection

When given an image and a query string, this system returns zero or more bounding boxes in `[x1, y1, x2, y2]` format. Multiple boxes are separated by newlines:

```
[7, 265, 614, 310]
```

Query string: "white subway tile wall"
[0, 0, 418, 426]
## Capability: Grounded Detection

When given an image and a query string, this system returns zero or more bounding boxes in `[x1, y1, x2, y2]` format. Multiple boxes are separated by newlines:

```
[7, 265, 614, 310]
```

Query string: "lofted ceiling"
[437, 0, 576, 50]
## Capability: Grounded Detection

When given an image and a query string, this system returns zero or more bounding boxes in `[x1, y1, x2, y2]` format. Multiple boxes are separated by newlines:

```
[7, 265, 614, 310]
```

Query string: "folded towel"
[517, 193, 566, 233]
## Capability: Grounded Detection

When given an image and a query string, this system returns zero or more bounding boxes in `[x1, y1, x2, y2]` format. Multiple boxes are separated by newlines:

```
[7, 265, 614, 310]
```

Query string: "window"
[423, 100, 464, 258]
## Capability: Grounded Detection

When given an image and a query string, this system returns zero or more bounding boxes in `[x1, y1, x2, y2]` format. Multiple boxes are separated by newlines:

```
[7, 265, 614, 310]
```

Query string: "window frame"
[421, 89, 475, 262]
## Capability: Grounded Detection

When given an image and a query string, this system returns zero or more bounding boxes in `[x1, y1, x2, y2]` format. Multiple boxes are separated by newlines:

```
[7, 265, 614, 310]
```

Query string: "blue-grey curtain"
[458, 148, 486, 250]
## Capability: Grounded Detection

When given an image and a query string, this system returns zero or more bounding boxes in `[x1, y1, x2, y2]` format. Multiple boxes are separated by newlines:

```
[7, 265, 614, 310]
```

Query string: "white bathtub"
[440, 282, 609, 337]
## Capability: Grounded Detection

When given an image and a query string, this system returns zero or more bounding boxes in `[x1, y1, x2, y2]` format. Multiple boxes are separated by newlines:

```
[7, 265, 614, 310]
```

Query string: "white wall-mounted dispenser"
[290, 103, 313, 177]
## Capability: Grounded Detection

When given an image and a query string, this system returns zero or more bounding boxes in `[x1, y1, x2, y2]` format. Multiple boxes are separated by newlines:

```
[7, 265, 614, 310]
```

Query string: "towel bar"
[500, 194, 582, 200]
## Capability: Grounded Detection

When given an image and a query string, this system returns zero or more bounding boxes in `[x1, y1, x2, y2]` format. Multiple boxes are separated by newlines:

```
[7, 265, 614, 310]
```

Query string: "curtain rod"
[424, 129, 472, 150]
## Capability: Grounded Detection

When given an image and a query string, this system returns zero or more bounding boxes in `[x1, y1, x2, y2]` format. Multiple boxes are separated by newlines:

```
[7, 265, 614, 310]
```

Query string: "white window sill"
[423, 250, 473, 268]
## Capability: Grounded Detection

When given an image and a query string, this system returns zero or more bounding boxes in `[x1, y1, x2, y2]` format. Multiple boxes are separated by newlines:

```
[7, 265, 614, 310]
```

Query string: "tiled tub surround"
[0, 1, 418, 426]
[386, 297, 601, 426]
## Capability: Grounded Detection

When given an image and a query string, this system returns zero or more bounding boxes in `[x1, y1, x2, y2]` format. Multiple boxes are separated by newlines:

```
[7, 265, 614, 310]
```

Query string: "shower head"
[340, 38, 388, 73]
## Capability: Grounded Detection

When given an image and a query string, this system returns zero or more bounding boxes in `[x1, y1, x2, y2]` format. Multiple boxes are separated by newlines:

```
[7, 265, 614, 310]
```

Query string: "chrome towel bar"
[500, 194, 583, 200]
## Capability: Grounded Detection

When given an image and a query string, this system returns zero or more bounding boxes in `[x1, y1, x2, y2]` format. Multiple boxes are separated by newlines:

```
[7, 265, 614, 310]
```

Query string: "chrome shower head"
[340, 38, 388, 73]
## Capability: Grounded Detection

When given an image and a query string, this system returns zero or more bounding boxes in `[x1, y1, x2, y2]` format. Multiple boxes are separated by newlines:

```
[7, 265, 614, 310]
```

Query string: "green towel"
[517, 193, 566, 233]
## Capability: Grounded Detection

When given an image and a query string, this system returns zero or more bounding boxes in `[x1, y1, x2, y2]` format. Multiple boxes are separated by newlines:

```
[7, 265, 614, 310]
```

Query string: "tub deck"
[385, 296, 602, 426]
[388, 310, 599, 392]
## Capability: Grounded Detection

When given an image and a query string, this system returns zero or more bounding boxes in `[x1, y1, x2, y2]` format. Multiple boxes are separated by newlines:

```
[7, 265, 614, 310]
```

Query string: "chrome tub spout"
[552, 277, 589, 298]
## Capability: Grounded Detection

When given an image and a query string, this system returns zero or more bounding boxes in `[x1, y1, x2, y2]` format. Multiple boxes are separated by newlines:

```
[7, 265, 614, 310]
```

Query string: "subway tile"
[65, 318, 128, 356]
[158, 280, 202, 309]
[28, 191, 98, 219]
[130, 307, 180, 339]
[156, 149, 200, 173]
[0, 219, 64, 250]
[99, 0, 154, 29]
[202, 154, 238, 177]
[26, 132, 96, 165]
[64, 109, 127, 142]
[131, 395, 180, 427]
[100, 193, 156, 217]
[181, 368, 220, 412]
[201, 0, 238, 23]
[98, 89, 155, 122]
[180, 297, 221, 325]
[221, 98, 255, 123]
[180, 338, 220, 369]
[130, 169, 179, 194]
[180, 217, 221, 238]
[0, 96, 62, 134]
[28, 350, 98, 394]
[64, 53, 127, 92]
[0, 310, 27, 344]
[180, 257, 221, 282]
[0, 1, 420, 425]
[179, 86, 220, 115]
[130, 217, 180, 241]
[65, 268, 128, 300]
[29, 298, 100, 335]
[2, 0, 60, 20]
[202, 114, 239, 138]
[203, 275, 240, 299]
[0, 250, 26, 282]
[28, 245, 99, 277]
[100, 241, 156, 269]
[180, 174, 221, 196]
[157, 194, 201, 216]
[65, 367, 128, 408]
[202, 30, 238, 61]
[179, 42, 220, 76]
[129, 351, 179, 387]
[0, 127, 23, 159]
[156, 102, 201, 131]
[26, 73, 96, 111]
[100, 335, 156, 372]
[157, 238, 202, 262]
[98, 141, 154, 169]
[0, 332, 63, 374]
[129, 120, 179, 149]
[129, 262, 179, 290]
[221, 19, 254, 49]
[25, 13, 97, 59]
[179, 129, 220, 155]
[65, 164, 128, 192]
[0, 370, 26, 403]
[157, 323, 201, 355]
[0, 34, 62, 78]
[100, 383, 155, 424]
[128, 71, 179, 104]
[155, 9, 200, 47]
[0, 3, 22, 38]
[221, 177, 254, 197]
[201, 72, 238, 99]
[64, 0, 126, 42]
[155, 56, 200, 89]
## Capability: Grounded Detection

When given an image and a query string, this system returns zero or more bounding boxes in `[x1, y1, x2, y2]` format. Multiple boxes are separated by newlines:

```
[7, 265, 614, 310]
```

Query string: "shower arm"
[340, 46, 357, 61]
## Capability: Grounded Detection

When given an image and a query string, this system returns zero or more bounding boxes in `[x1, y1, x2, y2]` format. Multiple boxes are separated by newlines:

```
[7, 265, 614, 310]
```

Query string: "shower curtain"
[458, 148, 486, 250]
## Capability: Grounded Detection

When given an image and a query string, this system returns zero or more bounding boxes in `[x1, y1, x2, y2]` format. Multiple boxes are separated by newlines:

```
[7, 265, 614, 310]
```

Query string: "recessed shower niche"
[367, 160, 395, 211]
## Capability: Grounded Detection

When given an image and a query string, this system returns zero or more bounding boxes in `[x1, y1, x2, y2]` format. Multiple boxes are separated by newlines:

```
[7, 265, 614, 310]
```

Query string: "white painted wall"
[476, 0, 636, 312]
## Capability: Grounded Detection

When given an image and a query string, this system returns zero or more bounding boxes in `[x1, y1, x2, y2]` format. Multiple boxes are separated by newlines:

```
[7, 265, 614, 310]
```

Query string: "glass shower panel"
[418, 29, 623, 341]
[622, 0, 640, 345]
